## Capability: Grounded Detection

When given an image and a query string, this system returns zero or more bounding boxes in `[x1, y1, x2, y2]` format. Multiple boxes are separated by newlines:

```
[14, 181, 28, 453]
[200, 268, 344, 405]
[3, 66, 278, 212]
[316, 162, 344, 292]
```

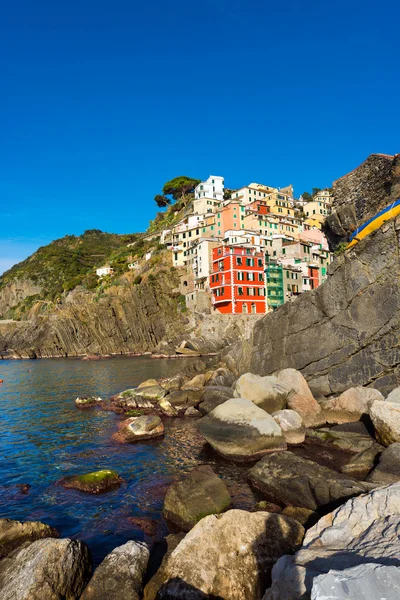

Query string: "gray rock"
[386, 386, 400, 403]
[0, 538, 91, 600]
[272, 409, 305, 444]
[370, 400, 400, 446]
[143, 534, 185, 600]
[160, 376, 185, 392]
[162, 465, 232, 531]
[233, 373, 290, 413]
[158, 509, 304, 600]
[112, 415, 164, 443]
[80, 541, 149, 600]
[311, 563, 400, 600]
[197, 398, 286, 462]
[249, 451, 374, 511]
[166, 389, 203, 409]
[340, 445, 382, 479]
[367, 443, 400, 485]
[198, 386, 233, 414]
[277, 369, 325, 428]
[306, 427, 380, 454]
[264, 481, 400, 600]
[184, 406, 201, 417]
[0, 518, 59, 558]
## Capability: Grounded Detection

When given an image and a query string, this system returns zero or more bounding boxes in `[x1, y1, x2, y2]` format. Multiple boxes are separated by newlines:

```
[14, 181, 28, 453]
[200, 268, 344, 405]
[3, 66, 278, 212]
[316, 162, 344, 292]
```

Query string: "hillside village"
[98, 176, 334, 315]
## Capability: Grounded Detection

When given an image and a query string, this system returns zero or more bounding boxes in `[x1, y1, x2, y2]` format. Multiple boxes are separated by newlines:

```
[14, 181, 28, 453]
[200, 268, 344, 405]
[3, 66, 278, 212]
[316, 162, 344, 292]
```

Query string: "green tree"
[162, 176, 200, 202]
[154, 194, 170, 207]
[301, 191, 312, 201]
[312, 187, 322, 197]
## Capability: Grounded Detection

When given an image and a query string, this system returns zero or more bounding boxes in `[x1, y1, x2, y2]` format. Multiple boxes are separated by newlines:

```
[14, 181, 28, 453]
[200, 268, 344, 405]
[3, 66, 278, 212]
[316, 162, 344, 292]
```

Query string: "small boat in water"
[347, 198, 400, 249]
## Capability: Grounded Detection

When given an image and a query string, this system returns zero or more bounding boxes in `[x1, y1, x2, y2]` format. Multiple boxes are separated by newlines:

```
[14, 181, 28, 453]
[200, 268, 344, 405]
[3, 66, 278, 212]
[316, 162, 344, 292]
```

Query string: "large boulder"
[181, 374, 206, 389]
[80, 541, 149, 600]
[163, 466, 231, 531]
[249, 451, 374, 511]
[272, 410, 305, 444]
[166, 389, 203, 410]
[370, 400, 400, 445]
[367, 443, 400, 485]
[143, 534, 185, 600]
[160, 376, 185, 392]
[386, 387, 400, 403]
[233, 373, 290, 413]
[306, 427, 381, 454]
[111, 389, 155, 410]
[264, 481, 400, 600]
[197, 398, 286, 462]
[133, 385, 166, 401]
[311, 563, 400, 600]
[112, 415, 164, 443]
[60, 469, 123, 494]
[198, 386, 233, 414]
[0, 519, 59, 558]
[320, 386, 383, 424]
[0, 538, 91, 600]
[277, 369, 325, 427]
[158, 509, 304, 599]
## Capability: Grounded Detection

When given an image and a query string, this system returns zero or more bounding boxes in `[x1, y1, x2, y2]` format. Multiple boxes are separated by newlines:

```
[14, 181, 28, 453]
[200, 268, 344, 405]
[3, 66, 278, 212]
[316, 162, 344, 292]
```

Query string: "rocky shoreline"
[3, 360, 400, 599]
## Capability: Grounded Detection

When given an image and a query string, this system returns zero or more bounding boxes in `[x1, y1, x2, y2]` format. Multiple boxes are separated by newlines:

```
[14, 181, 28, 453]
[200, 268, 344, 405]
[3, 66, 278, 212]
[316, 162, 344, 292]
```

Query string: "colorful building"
[210, 245, 267, 314]
[265, 258, 284, 308]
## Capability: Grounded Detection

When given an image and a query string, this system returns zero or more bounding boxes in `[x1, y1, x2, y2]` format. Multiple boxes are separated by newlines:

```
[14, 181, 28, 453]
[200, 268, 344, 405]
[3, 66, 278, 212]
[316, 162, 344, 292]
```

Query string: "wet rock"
[158, 399, 178, 417]
[311, 563, 400, 600]
[133, 385, 166, 401]
[306, 427, 380, 454]
[80, 541, 149, 600]
[272, 410, 305, 444]
[198, 386, 233, 414]
[0, 538, 91, 600]
[367, 443, 400, 485]
[143, 534, 185, 600]
[321, 387, 384, 424]
[265, 481, 400, 600]
[60, 469, 123, 494]
[138, 378, 159, 388]
[340, 445, 382, 479]
[277, 369, 325, 428]
[386, 386, 400, 403]
[162, 466, 231, 532]
[249, 451, 374, 511]
[0, 518, 59, 558]
[111, 389, 155, 410]
[370, 400, 400, 446]
[158, 509, 304, 599]
[166, 389, 203, 409]
[74, 396, 102, 408]
[197, 398, 286, 462]
[233, 373, 290, 413]
[112, 415, 164, 443]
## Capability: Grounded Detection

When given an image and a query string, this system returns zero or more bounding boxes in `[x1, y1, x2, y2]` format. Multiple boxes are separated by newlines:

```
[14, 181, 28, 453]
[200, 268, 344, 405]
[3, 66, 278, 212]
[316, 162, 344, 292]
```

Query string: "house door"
[251, 303, 256, 314]
[242, 303, 248, 314]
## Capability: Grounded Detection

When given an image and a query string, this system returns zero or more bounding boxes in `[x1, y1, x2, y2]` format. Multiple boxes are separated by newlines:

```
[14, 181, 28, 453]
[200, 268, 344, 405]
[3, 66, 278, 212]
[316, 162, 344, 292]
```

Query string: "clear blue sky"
[1, 0, 399, 274]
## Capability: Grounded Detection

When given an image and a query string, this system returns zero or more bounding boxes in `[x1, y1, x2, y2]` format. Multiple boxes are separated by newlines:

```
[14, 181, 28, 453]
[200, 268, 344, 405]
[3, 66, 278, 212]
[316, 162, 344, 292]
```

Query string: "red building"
[209, 245, 267, 314]
[308, 265, 320, 289]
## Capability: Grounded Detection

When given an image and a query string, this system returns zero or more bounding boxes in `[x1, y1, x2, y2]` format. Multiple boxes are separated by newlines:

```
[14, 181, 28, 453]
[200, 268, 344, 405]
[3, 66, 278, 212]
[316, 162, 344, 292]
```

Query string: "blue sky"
[1, 0, 399, 274]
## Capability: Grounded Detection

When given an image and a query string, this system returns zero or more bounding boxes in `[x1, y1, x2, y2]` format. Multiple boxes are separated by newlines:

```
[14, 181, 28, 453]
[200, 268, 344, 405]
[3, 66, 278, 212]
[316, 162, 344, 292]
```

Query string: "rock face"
[0, 518, 59, 558]
[0, 538, 91, 600]
[276, 369, 324, 428]
[80, 541, 149, 600]
[197, 398, 286, 462]
[233, 373, 290, 413]
[163, 466, 231, 531]
[311, 563, 400, 600]
[320, 386, 383, 424]
[229, 215, 400, 397]
[198, 386, 233, 414]
[370, 400, 400, 445]
[265, 481, 400, 600]
[272, 410, 305, 444]
[367, 443, 400, 485]
[112, 415, 164, 443]
[158, 509, 304, 600]
[249, 452, 374, 511]
[60, 469, 123, 494]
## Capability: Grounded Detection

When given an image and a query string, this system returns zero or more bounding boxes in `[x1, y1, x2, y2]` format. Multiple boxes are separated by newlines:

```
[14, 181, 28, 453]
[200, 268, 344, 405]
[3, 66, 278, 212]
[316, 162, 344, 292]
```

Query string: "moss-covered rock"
[74, 396, 102, 409]
[60, 470, 123, 494]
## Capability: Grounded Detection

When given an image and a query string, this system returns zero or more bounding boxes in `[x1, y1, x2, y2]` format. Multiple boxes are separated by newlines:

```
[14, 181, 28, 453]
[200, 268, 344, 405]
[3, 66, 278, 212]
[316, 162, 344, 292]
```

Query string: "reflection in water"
[0, 357, 254, 565]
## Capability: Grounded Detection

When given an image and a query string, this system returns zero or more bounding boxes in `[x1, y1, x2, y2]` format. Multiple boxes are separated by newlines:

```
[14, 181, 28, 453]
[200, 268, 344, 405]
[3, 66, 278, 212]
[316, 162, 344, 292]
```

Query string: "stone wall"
[228, 216, 400, 397]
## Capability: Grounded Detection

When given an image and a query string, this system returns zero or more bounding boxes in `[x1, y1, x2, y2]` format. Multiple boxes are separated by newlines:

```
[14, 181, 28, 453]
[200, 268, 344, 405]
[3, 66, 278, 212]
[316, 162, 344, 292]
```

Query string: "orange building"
[209, 245, 267, 314]
[215, 200, 245, 236]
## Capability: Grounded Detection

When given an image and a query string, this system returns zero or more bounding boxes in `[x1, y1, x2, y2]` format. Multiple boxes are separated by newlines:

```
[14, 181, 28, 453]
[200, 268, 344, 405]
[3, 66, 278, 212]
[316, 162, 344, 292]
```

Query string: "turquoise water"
[0, 357, 251, 564]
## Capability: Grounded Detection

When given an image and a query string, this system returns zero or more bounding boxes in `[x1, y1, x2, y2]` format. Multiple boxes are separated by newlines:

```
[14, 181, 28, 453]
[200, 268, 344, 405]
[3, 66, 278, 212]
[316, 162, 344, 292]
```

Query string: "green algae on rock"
[60, 470, 124, 494]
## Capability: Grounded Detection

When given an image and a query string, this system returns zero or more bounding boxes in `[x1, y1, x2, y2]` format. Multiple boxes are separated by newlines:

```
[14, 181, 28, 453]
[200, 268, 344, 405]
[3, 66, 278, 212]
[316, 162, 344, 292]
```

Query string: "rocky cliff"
[228, 215, 400, 397]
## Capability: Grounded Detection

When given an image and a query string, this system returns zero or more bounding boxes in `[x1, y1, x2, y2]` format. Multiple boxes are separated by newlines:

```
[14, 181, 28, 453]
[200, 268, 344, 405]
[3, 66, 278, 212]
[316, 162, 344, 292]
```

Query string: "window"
[174, 253, 178, 260]
[238, 272, 244, 281]
[258, 273, 263, 282]
[200, 185, 203, 190]
[258, 259, 263, 267]
[246, 249, 251, 255]
[247, 272, 254, 281]
[212, 179, 215, 184]
[238, 287, 244, 296]
[237, 257, 242, 265]
[246, 258, 254, 266]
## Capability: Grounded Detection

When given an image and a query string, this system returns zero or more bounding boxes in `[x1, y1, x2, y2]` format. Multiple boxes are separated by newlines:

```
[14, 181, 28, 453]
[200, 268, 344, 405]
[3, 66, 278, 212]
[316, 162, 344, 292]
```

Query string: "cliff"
[228, 215, 400, 397]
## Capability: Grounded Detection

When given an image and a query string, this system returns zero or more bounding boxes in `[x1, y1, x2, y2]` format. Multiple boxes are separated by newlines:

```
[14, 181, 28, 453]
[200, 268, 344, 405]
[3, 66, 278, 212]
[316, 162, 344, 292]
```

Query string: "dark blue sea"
[0, 357, 251, 564]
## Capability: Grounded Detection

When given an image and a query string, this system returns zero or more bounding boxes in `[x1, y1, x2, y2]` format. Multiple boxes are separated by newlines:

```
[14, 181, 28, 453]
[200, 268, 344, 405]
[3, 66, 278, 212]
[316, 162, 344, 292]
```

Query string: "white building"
[195, 175, 224, 201]
[96, 266, 114, 278]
